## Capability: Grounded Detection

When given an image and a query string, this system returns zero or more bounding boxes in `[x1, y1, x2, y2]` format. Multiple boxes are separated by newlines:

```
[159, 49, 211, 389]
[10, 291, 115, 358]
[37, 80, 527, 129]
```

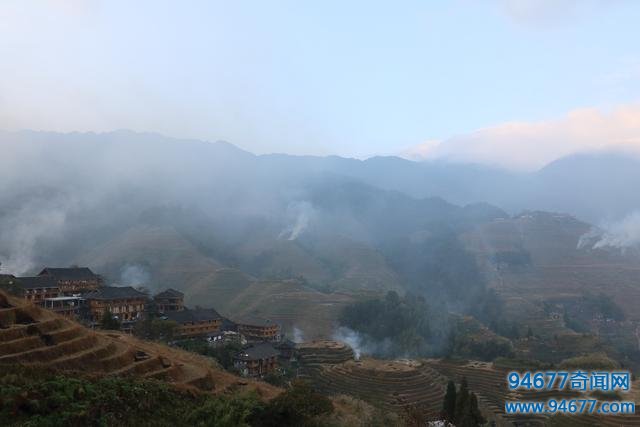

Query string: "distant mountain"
[531, 152, 640, 222]
[4, 130, 638, 222]
[2, 130, 640, 337]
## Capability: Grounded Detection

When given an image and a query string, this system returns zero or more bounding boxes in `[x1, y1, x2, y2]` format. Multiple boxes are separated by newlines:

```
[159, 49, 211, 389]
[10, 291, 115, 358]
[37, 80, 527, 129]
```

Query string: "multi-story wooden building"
[235, 316, 280, 341]
[233, 343, 279, 377]
[83, 286, 147, 323]
[18, 276, 60, 303]
[11, 267, 101, 308]
[42, 296, 85, 319]
[153, 288, 184, 313]
[38, 267, 102, 294]
[164, 308, 223, 338]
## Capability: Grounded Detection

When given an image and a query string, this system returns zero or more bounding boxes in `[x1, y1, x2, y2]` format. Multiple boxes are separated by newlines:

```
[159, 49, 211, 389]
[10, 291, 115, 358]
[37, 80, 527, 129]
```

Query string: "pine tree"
[455, 384, 486, 427]
[442, 380, 457, 421]
[454, 376, 469, 423]
[100, 310, 121, 330]
[469, 392, 485, 426]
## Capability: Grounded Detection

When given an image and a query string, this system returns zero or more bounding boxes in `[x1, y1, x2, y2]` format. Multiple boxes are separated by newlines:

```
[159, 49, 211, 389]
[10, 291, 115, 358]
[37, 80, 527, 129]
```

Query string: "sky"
[1, 0, 639, 170]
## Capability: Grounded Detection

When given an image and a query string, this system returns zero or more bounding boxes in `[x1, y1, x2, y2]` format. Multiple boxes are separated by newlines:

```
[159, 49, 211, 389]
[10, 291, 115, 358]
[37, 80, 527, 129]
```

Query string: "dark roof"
[83, 286, 147, 300]
[17, 276, 58, 289]
[39, 267, 98, 281]
[221, 318, 237, 332]
[234, 343, 279, 361]
[164, 308, 222, 324]
[235, 315, 278, 328]
[154, 288, 184, 299]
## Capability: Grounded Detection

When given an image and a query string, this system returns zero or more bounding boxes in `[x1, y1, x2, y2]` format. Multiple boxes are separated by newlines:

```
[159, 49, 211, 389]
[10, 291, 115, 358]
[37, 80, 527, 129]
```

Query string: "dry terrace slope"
[74, 224, 224, 291]
[306, 358, 448, 417]
[207, 279, 357, 339]
[462, 212, 640, 320]
[234, 233, 404, 293]
[0, 290, 279, 399]
[75, 223, 360, 339]
[296, 341, 448, 418]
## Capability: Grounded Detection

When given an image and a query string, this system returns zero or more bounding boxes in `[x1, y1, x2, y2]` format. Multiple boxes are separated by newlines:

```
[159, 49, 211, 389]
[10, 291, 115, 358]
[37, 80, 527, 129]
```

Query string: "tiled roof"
[83, 286, 147, 300]
[164, 308, 222, 324]
[221, 318, 237, 332]
[235, 315, 278, 328]
[154, 288, 184, 299]
[17, 276, 58, 289]
[234, 343, 279, 361]
[39, 267, 98, 281]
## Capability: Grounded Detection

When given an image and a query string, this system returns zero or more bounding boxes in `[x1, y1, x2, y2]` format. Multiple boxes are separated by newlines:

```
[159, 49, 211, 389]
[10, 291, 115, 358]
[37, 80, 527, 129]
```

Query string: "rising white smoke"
[578, 212, 640, 251]
[0, 199, 70, 275]
[332, 326, 398, 360]
[278, 201, 315, 241]
[332, 326, 365, 360]
[120, 264, 151, 287]
[292, 326, 305, 343]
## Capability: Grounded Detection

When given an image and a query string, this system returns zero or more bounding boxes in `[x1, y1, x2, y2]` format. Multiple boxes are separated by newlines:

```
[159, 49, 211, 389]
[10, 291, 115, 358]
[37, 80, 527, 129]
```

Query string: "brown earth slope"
[462, 212, 640, 321]
[0, 290, 279, 399]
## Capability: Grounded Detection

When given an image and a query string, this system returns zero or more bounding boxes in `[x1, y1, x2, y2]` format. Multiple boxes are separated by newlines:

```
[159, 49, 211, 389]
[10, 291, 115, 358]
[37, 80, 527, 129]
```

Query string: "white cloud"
[498, 0, 606, 27]
[404, 105, 640, 171]
[400, 139, 441, 162]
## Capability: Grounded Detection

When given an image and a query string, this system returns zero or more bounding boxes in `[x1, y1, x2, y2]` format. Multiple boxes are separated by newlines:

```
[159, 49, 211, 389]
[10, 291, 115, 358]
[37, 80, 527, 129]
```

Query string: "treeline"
[441, 378, 485, 426]
[384, 229, 486, 306]
[472, 289, 521, 340]
[0, 366, 334, 427]
[340, 290, 515, 361]
[339, 291, 431, 357]
[176, 339, 243, 372]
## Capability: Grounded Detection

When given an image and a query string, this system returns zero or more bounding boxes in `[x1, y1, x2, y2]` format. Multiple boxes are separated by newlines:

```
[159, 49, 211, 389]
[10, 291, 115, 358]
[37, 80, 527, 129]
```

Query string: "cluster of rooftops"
[3, 267, 278, 337]
[1, 266, 298, 375]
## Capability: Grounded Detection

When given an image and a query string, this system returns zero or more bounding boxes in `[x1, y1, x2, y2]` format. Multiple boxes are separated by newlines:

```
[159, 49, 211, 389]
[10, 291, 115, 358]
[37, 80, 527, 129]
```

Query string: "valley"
[2, 132, 640, 426]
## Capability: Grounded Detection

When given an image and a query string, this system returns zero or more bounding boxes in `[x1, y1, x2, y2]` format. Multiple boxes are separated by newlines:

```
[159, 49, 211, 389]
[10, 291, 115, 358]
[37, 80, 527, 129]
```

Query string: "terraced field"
[297, 340, 355, 367]
[0, 291, 279, 398]
[297, 341, 447, 418]
[311, 359, 447, 417]
[425, 359, 640, 427]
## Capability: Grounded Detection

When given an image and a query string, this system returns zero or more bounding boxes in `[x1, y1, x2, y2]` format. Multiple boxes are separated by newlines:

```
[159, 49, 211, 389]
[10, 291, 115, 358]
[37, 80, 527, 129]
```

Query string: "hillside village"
[0, 267, 292, 378]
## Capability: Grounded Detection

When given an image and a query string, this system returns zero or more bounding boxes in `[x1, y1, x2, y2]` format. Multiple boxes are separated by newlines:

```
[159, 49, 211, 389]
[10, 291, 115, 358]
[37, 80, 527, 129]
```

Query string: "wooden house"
[83, 286, 147, 323]
[18, 276, 60, 303]
[153, 288, 184, 313]
[38, 267, 102, 294]
[164, 308, 223, 338]
[235, 316, 280, 341]
[233, 342, 279, 377]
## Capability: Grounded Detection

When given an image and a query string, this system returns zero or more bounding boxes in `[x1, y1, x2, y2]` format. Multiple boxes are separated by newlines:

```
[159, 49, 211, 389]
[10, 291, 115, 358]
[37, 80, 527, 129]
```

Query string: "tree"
[251, 380, 333, 427]
[454, 376, 469, 422]
[468, 392, 485, 426]
[133, 317, 177, 342]
[442, 380, 457, 422]
[100, 310, 121, 330]
[186, 393, 261, 427]
[451, 377, 485, 427]
[458, 392, 485, 427]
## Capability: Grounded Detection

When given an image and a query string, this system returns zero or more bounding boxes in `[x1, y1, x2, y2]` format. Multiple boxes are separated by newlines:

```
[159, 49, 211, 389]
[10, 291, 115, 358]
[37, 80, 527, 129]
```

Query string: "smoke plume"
[292, 326, 305, 343]
[578, 212, 640, 251]
[279, 201, 315, 241]
[120, 264, 151, 287]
